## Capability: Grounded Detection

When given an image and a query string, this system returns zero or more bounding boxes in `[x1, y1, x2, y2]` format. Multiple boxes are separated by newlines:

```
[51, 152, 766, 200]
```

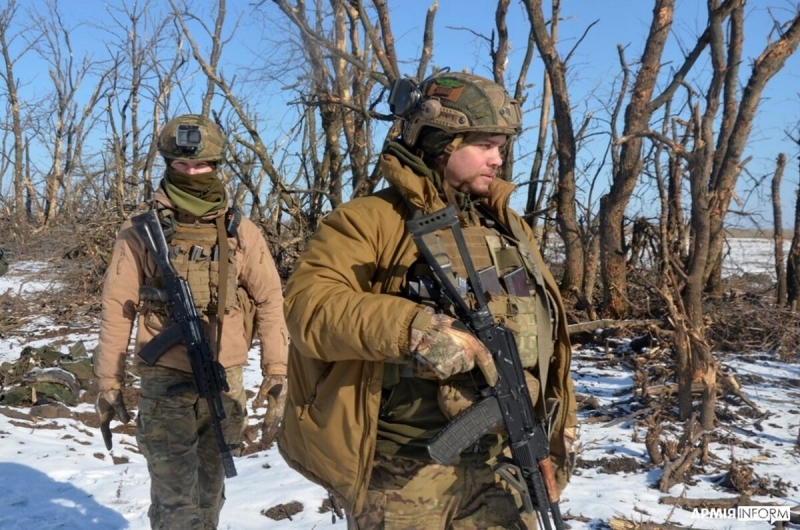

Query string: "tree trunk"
[525, 0, 583, 295]
[706, 11, 800, 292]
[683, 154, 716, 428]
[787, 178, 800, 311]
[772, 153, 787, 306]
[667, 157, 686, 261]
[673, 319, 693, 420]
[581, 223, 600, 320]
[525, 44, 552, 232]
[0, 2, 28, 225]
[600, 0, 675, 318]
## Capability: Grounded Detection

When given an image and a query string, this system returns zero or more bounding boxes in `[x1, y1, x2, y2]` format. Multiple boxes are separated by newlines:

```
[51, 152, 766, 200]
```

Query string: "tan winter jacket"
[95, 188, 288, 392]
[279, 148, 577, 515]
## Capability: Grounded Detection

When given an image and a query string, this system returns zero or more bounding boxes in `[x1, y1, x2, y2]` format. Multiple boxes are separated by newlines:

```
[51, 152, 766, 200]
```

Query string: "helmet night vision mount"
[388, 68, 450, 118]
[388, 77, 422, 118]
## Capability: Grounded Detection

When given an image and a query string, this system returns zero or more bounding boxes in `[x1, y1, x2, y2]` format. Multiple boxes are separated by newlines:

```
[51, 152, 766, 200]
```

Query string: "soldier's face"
[170, 159, 214, 175]
[443, 135, 506, 197]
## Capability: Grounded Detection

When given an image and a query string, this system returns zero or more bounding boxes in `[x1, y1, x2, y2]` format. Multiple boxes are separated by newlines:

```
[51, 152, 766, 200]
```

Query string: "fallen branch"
[658, 493, 789, 509]
[719, 372, 762, 415]
[567, 319, 661, 335]
[609, 516, 686, 530]
[602, 407, 652, 428]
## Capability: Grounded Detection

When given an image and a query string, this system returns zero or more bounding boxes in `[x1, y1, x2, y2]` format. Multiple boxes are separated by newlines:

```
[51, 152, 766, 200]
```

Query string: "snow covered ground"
[1, 243, 799, 529]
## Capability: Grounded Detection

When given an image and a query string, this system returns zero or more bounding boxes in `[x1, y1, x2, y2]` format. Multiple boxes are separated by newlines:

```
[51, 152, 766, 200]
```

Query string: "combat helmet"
[391, 71, 522, 153]
[157, 114, 226, 162]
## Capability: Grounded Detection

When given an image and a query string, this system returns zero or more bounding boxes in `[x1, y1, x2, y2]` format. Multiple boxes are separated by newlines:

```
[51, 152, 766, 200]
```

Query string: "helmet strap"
[442, 134, 464, 156]
[425, 134, 465, 192]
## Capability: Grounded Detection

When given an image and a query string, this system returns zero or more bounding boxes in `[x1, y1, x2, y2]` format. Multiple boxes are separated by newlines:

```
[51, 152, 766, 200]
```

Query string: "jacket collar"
[379, 141, 517, 218]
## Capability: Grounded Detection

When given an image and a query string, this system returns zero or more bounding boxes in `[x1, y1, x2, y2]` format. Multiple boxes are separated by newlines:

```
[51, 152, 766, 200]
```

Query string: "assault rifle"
[131, 210, 238, 479]
[406, 205, 563, 530]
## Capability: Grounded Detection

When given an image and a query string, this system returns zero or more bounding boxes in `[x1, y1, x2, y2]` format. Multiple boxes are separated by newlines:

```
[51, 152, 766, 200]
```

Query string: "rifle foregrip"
[428, 397, 504, 465]
[539, 458, 560, 503]
[526, 457, 564, 530]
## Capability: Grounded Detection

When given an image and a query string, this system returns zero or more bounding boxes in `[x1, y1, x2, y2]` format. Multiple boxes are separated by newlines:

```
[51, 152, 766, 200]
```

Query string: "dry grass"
[0, 213, 122, 329]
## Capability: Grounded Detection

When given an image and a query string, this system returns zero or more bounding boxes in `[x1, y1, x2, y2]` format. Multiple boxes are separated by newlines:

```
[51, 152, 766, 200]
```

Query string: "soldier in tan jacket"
[281, 72, 577, 529]
[94, 114, 288, 530]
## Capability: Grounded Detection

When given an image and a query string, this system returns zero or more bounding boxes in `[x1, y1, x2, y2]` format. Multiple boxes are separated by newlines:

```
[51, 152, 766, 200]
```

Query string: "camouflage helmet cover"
[157, 114, 226, 162]
[402, 72, 522, 148]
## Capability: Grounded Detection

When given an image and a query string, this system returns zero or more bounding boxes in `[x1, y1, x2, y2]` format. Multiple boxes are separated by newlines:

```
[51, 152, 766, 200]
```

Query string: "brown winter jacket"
[95, 188, 288, 392]
[279, 148, 577, 515]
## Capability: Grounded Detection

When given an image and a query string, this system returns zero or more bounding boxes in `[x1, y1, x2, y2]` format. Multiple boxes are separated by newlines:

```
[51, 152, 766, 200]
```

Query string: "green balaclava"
[163, 162, 227, 217]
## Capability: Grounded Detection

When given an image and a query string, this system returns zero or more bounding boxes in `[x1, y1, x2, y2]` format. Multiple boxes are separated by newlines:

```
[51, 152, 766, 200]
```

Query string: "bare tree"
[29, 0, 113, 224]
[599, 0, 675, 318]
[625, 1, 800, 429]
[704, 7, 800, 295]
[788, 176, 800, 311]
[267, 0, 417, 227]
[0, 0, 40, 224]
[101, 0, 183, 214]
[772, 153, 787, 306]
[524, 0, 583, 296]
[656, 1, 742, 429]
[172, 0, 299, 229]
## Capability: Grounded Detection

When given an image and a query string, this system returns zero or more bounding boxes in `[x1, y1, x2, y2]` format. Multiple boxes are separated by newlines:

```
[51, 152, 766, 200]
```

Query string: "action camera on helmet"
[175, 125, 203, 154]
[158, 115, 225, 162]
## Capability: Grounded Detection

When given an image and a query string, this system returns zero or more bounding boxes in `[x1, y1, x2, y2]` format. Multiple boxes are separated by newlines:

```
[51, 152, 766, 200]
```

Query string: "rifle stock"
[132, 211, 238, 479]
[406, 205, 563, 530]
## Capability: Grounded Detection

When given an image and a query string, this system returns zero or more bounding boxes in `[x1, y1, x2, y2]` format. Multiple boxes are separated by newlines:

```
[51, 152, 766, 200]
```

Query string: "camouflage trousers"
[347, 452, 536, 530]
[136, 364, 246, 530]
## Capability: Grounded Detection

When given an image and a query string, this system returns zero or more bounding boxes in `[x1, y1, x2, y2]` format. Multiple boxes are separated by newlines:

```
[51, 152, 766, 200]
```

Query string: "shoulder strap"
[215, 215, 231, 359]
[153, 205, 177, 243]
[225, 206, 243, 247]
[152, 204, 236, 360]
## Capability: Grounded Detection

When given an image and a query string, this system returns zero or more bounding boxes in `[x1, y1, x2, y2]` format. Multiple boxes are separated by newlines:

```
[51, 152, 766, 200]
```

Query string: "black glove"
[96, 389, 131, 450]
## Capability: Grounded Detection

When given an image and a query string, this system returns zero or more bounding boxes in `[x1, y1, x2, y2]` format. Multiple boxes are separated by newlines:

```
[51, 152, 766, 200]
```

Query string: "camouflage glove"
[253, 375, 287, 445]
[410, 311, 498, 386]
[96, 389, 131, 450]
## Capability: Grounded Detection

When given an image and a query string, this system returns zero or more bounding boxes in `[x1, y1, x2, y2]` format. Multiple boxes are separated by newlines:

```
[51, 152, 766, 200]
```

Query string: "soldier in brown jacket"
[93, 114, 288, 530]
[281, 72, 578, 529]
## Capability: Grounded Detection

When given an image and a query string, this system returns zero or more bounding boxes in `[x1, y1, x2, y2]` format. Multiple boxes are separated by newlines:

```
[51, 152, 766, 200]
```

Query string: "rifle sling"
[215, 215, 229, 360]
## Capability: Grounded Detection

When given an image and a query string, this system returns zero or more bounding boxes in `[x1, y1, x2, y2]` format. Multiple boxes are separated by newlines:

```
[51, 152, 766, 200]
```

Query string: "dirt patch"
[262, 501, 303, 521]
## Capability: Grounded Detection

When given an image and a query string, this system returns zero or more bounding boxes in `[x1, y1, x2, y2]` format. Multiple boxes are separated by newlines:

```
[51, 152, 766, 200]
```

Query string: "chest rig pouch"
[405, 207, 556, 371]
[393, 206, 557, 426]
[140, 207, 240, 319]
